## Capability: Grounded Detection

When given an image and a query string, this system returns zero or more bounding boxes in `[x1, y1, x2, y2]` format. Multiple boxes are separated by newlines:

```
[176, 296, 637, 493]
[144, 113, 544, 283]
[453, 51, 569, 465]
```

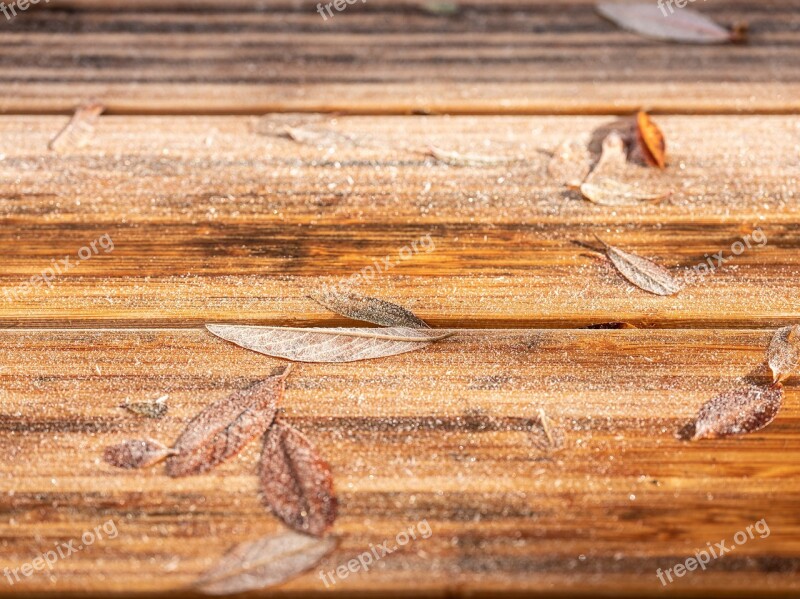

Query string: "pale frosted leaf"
[580, 178, 668, 206]
[194, 531, 336, 595]
[597, 237, 681, 296]
[427, 145, 511, 166]
[691, 383, 783, 440]
[767, 325, 800, 384]
[310, 289, 429, 328]
[206, 325, 452, 363]
[260, 421, 337, 537]
[596, 3, 733, 44]
[547, 139, 591, 187]
[104, 439, 177, 469]
[166, 366, 290, 476]
[49, 101, 105, 152]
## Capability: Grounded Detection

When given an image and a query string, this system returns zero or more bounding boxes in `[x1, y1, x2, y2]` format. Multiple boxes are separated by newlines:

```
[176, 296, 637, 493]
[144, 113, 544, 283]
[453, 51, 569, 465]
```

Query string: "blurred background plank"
[0, 1, 799, 114]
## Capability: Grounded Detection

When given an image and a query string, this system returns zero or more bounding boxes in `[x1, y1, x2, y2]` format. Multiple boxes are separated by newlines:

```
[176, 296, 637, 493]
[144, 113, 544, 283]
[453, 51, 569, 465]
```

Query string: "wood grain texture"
[1, 115, 798, 328]
[1, 0, 799, 114]
[0, 328, 799, 595]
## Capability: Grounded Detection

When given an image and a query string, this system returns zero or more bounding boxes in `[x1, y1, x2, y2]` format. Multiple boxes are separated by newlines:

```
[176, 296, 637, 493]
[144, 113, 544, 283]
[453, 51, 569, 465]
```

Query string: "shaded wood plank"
[1, 0, 799, 114]
[0, 115, 798, 327]
[0, 328, 799, 594]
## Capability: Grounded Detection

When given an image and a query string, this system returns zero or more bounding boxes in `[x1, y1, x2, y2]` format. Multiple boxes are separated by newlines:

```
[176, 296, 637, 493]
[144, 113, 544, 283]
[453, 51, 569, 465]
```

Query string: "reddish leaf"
[260, 420, 337, 537]
[166, 366, 291, 477]
[691, 383, 783, 440]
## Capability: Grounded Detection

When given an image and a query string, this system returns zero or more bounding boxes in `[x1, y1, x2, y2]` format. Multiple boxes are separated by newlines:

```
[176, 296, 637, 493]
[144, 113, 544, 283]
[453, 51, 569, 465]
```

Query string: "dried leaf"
[207, 325, 452, 363]
[194, 531, 336, 595]
[592, 131, 629, 174]
[580, 178, 668, 206]
[585, 322, 638, 329]
[104, 439, 177, 469]
[282, 126, 358, 147]
[49, 101, 105, 152]
[120, 394, 168, 419]
[419, 1, 460, 15]
[690, 383, 783, 440]
[427, 145, 511, 166]
[636, 111, 666, 169]
[260, 421, 337, 537]
[767, 325, 800, 384]
[310, 289, 430, 329]
[547, 139, 592, 187]
[165, 367, 290, 477]
[596, 3, 734, 44]
[595, 236, 682, 296]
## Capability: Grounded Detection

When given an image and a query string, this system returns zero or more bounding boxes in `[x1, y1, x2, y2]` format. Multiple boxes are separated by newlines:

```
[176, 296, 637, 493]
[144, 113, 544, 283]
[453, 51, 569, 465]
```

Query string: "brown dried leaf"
[580, 178, 668, 206]
[690, 383, 783, 440]
[260, 421, 337, 537]
[636, 111, 666, 169]
[120, 394, 168, 419]
[547, 139, 592, 187]
[165, 366, 290, 477]
[596, 3, 734, 44]
[427, 145, 511, 166]
[310, 289, 430, 329]
[104, 439, 177, 469]
[194, 530, 336, 595]
[49, 101, 105, 153]
[595, 236, 682, 296]
[767, 325, 800, 384]
[207, 325, 452, 363]
[585, 322, 638, 329]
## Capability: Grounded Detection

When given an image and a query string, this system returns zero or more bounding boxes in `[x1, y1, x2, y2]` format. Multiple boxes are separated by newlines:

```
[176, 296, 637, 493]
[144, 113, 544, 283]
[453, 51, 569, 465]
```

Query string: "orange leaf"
[636, 111, 666, 169]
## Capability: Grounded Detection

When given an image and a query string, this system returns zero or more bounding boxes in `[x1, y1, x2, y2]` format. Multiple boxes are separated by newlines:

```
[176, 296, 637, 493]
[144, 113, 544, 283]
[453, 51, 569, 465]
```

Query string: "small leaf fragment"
[49, 101, 105, 153]
[585, 322, 638, 329]
[767, 325, 800, 384]
[595, 236, 682, 296]
[636, 111, 666, 169]
[260, 421, 337, 537]
[207, 325, 452, 363]
[596, 2, 735, 44]
[310, 289, 429, 328]
[104, 439, 177, 469]
[690, 383, 783, 440]
[120, 394, 169, 419]
[165, 366, 291, 477]
[194, 531, 337, 595]
[427, 145, 511, 166]
[580, 178, 668, 206]
[547, 139, 592, 187]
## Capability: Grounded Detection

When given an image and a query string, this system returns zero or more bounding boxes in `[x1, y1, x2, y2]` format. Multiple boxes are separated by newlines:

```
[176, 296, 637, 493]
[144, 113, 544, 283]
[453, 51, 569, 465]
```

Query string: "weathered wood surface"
[1, 115, 798, 328]
[1, 329, 799, 594]
[1, 0, 799, 114]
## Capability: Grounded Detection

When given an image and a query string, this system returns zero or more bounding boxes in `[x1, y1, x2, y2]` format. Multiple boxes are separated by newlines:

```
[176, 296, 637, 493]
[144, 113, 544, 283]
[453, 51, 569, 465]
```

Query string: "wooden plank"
[1, 114, 798, 328]
[0, 328, 798, 594]
[1, 0, 799, 114]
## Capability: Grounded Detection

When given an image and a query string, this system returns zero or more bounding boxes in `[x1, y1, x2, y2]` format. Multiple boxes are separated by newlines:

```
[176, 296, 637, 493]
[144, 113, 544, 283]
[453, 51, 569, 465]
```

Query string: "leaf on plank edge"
[310, 289, 430, 328]
[206, 325, 452, 363]
[767, 325, 800, 384]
